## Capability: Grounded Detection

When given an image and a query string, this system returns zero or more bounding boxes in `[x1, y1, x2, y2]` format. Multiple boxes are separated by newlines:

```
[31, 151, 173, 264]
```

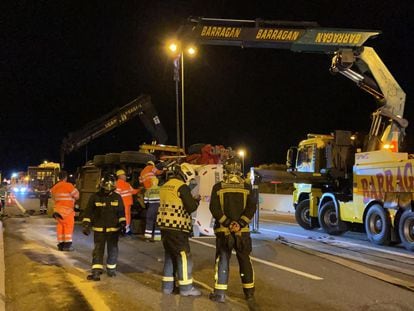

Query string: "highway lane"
[2, 198, 414, 310]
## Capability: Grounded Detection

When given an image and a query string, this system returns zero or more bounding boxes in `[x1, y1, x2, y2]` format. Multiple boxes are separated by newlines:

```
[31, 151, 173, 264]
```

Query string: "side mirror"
[286, 147, 297, 170]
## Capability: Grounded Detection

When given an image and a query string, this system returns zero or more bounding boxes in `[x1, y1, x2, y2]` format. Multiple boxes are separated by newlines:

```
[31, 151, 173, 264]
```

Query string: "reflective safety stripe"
[162, 276, 174, 282]
[214, 284, 228, 290]
[218, 215, 227, 224]
[92, 264, 104, 269]
[83, 218, 91, 222]
[110, 202, 119, 206]
[118, 217, 126, 222]
[178, 278, 193, 285]
[107, 264, 116, 269]
[180, 251, 188, 284]
[214, 227, 250, 234]
[92, 227, 120, 232]
[214, 256, 219, 283]
[242, 282, 255, 289]
[95, 202, 105, 207]
[241, 215, 251, 223]
[217, 187, 249, 211]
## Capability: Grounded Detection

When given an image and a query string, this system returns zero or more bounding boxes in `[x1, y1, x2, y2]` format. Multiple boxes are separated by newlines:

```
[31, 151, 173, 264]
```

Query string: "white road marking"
[260, 218, 296, 226]
[190, 238, 323, 281]
[260, 227, 414, 259]
[13, 198, 27, 214]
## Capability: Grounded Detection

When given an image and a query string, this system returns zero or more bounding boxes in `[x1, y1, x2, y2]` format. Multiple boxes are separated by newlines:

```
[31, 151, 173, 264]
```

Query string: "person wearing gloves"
[82, 174, 126, 281]
[208, 156, 257, 303]
[157, 163, 201, 297]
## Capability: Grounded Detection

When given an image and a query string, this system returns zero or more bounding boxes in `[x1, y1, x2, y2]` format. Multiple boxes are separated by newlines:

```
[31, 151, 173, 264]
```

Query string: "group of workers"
[49, 156, 257, 303]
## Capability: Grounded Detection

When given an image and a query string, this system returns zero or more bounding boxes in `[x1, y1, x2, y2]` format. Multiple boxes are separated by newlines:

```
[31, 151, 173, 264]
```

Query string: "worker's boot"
[243, 288, 255, 301]
[209, 291, 226, 303]
[57, 242, 64, 251]
[180, 286, 201, 297]
[62, 242, 74, 252]
[87, 270, 101, 281]
[107, 269, 116, 277]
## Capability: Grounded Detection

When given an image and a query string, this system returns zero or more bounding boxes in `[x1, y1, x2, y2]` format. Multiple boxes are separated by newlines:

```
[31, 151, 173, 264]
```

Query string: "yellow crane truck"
[175, 17, 413, 251]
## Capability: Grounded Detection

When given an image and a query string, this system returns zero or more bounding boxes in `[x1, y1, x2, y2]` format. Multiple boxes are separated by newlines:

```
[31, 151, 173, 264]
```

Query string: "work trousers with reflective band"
[161, 230, 193, 292]
[92, 231, 119, 271]
[214, 232, 255, 295]
[124, 203, 131, 227]
[56, 214, 75, 243]
[145, 202, 161, 240]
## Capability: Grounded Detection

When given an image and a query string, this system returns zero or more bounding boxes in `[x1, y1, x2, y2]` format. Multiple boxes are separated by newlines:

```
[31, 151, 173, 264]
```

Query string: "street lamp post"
[238, 150, 245, 176]
[168, 42, 196, 151]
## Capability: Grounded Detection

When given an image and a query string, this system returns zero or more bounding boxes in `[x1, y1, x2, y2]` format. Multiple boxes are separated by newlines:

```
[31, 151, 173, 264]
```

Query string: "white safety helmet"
[177, 163, 196, 185]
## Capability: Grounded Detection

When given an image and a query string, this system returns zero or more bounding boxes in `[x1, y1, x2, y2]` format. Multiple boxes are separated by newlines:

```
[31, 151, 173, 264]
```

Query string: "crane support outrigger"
[174, 17, 414, 251]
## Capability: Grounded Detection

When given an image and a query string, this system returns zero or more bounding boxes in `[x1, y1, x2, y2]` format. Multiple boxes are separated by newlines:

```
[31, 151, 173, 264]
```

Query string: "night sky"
[2, 1, 413, 177]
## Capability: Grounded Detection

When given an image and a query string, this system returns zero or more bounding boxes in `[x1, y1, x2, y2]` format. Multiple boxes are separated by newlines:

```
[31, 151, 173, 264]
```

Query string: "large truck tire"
[187, 143, 206, 155]
[120, 151, 155, 164]
[398, 209, 414, 251]
[93, 155, 106, 166]
[295, 199, 315, 230]
[365, 204, 391, 245]
[318, 201, 347, 235]
[105, 153, 120, 165]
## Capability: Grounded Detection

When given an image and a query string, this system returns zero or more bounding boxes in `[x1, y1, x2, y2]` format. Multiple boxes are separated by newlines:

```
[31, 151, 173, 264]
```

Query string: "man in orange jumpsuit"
[115, 169, 139, 234]
[50, 170, 79, 251]
[139, 161, 163, 190]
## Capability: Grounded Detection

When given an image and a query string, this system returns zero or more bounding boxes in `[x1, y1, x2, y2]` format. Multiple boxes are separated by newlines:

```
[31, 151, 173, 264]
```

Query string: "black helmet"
[223, 157, 242, 176]
[100, 174, 116, 192]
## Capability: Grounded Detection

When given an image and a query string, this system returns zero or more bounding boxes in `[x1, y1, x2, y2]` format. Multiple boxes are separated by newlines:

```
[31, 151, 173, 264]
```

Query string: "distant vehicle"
[10, 172, 29, 195]
[27, 162, 60, 197]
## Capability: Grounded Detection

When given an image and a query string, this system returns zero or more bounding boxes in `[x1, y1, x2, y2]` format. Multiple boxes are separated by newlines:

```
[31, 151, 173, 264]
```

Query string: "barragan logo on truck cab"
[359, 162, 414, 204]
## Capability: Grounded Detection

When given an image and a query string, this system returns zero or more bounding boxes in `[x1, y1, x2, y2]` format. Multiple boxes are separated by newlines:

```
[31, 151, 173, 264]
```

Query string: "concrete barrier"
[259, 193, 294, 214]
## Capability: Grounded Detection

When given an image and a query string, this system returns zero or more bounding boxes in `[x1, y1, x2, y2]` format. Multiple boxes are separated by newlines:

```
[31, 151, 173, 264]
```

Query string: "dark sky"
[2, 0, 413, 177]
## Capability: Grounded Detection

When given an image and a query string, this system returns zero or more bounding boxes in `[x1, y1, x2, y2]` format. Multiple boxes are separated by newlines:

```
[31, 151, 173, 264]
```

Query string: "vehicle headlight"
[13, 187, 19, 192]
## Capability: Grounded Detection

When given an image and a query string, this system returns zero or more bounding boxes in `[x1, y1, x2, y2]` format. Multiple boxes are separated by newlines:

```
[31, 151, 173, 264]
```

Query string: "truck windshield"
[296, 145, 315, 173]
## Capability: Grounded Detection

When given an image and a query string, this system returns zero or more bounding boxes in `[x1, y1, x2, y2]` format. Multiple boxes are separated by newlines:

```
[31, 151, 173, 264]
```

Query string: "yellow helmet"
[147, 161, 155, 166]
[116, 169, 126, 176]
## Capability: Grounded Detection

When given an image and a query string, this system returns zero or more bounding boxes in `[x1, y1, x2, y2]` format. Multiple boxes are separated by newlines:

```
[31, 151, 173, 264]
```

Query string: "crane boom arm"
[176, 17, 407, 151]
[60, 94, 167, 166]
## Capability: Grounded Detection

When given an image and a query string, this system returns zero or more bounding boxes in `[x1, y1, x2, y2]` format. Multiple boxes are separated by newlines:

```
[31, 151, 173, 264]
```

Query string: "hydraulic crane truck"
[175, 18, 414, 251]
[61, 94, 178, 216]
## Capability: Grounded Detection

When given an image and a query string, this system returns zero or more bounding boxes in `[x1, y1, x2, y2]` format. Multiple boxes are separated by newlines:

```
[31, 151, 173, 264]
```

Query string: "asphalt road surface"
[2, 197, 414, 311]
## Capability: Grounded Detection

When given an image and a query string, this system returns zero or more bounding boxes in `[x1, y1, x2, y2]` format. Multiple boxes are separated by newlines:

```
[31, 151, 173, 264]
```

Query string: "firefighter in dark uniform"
[82, 174, 126, 281]
[157, 163, 201, 297]
[209, 157, 257, 303]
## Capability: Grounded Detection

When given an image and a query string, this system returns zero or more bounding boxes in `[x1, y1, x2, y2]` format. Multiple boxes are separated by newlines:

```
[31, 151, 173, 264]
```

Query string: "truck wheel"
[318, 201, 347, 235]
[105, 153, 120, 165]
[365, 204, 391, 245]
[120, 151, 156, 164]
[188, 143, 206, 155]
[295, 199, 315, 230]
[93, 155, 105, 166]
[398, 209, 414, 251]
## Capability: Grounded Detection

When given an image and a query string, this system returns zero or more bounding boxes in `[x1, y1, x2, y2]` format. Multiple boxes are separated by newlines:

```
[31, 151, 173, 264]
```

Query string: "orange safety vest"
[115, 179, 138, 206]
[139, 165, 163, 189]
[50, 181, 79, 217]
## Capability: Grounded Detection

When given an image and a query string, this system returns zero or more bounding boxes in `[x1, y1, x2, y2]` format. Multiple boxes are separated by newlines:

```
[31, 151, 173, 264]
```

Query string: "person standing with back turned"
[115, 169, 138, 235]
[209, 157, 257, 303]
[50, 170, 80, 251]
[157, 163, 201, 297]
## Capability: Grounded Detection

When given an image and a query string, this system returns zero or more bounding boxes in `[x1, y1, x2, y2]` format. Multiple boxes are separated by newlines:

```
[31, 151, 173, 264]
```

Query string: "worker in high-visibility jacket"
[157, 163, 201, 297]
[50, 170, 80, 251]
[82, 174, 126, 281]
[208, 157, 257, 303]
[115, 169, 138, 234]
[144, 176, 161, 241]
[139, 160, 163, 190]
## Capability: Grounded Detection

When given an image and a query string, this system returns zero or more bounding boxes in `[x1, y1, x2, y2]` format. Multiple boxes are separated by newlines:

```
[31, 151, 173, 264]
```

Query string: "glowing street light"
[166, 40, 198, 150]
